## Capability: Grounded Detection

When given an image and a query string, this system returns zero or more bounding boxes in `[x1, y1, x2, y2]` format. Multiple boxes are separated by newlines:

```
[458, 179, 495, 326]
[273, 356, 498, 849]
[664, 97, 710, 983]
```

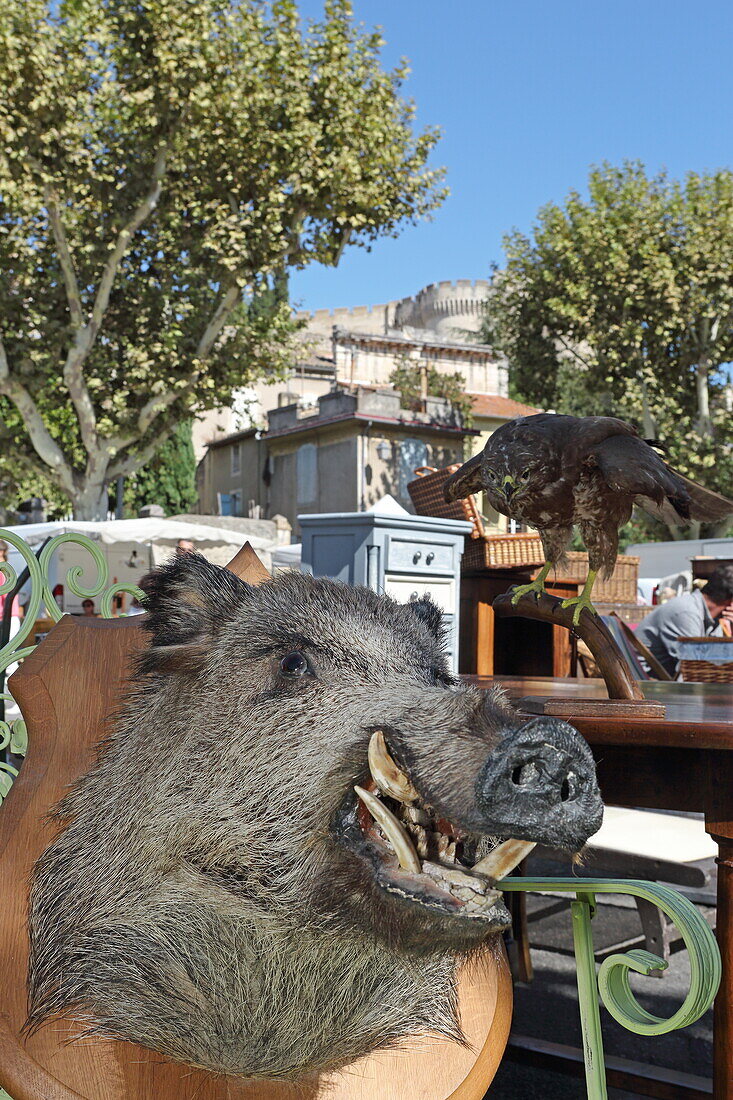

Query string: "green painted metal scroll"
[501, 877, 722, 1099]
[0, 528, 144, 805]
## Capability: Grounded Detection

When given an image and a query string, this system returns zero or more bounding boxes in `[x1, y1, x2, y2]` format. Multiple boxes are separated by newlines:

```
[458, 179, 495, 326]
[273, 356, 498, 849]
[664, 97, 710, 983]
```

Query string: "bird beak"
[502, 475, 517, 501]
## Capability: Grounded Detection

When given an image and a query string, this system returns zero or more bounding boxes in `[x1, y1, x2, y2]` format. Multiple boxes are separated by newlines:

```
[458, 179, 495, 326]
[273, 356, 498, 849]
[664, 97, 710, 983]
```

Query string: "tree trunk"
[70, 482, 109, 521]
[638, 376, 657, 439]
[695, 355, 713, 436]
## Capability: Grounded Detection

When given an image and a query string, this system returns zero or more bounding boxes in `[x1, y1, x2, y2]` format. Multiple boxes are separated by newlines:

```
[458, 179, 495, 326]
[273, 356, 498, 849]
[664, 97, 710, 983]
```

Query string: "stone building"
[197, 387, 474, 536]
[194, 279, 501, 450]
[195, 279, 540, 532]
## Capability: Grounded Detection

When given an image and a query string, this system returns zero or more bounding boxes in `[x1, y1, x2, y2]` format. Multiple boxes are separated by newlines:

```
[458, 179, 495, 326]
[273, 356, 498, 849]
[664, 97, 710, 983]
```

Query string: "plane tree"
[0, 0, 446, 518]
[485, 163, 733, 534]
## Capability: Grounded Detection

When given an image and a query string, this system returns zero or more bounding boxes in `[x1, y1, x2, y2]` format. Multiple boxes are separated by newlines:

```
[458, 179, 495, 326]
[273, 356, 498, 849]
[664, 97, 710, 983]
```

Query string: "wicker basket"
[462, 533, 546, 570]
[407, 466, 485, 538]
[679, 636, 733, 683]
[595, 602, 654, 624]
[462, 538, 640, 599]
[562, 552, 640, 604]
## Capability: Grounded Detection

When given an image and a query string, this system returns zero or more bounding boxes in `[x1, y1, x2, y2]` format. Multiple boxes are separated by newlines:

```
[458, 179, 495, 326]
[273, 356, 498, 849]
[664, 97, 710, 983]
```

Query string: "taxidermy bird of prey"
[444, 413, 733, 624]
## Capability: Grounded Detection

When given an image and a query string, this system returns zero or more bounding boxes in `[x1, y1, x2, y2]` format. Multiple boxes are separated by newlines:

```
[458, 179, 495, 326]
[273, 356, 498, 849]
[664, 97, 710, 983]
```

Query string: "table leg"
[706, 750, 733, 1100]
[709, 833, 733, 1100]
[475, 599, 494, 677]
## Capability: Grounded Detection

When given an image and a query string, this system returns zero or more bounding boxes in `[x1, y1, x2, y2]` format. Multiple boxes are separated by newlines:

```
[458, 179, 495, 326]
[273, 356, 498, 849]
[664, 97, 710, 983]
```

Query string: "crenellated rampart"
[295, 278, 491, 337]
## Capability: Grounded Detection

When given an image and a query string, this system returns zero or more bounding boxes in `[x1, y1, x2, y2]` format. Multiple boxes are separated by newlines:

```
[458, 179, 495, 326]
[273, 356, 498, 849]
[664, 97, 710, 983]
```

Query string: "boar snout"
[475, 717, 603, 851]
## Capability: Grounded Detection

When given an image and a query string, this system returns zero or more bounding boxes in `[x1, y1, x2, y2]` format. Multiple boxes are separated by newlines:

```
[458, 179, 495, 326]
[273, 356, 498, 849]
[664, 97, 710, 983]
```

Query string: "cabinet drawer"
[386, 537, 455, 575]
[383, 575, 456, 613]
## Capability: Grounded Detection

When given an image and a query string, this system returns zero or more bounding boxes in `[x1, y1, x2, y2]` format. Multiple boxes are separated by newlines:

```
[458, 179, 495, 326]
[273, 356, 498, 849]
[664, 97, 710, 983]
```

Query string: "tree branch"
[41, 187, 101, 451]
[135, 281, 241, 436]
[44, 188, 100, 449]
[0, 335, 76, 494]
[89, 144, 169, 337]
[45, 189, 83, 329]
[51, 145, 170, 459]
[107, 422, 176, 480]
[554, 332, 595, 371]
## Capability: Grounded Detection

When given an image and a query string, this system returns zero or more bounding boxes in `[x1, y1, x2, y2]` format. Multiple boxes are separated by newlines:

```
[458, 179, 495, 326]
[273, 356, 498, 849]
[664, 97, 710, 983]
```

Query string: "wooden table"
[469, 676, 733, 1100]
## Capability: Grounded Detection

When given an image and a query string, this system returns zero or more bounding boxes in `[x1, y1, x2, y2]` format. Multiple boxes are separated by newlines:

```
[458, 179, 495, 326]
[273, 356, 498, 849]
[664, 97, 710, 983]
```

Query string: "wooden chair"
[607, 612, 673, 681]
[0, 545, 512, 1100]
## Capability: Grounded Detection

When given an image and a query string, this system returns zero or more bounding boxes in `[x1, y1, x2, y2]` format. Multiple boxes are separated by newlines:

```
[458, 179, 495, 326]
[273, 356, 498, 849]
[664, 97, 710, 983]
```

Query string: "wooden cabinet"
[299, 510, 473, 673]
[459, 569, 582, 678]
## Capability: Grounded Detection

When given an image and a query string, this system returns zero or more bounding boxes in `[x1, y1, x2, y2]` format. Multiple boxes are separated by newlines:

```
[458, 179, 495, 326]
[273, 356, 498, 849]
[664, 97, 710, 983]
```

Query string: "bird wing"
[591, 435, 733, 524]
[444, 453, 483, 501]
[588, 435, 692, 521]
[666, 471, 733, 522]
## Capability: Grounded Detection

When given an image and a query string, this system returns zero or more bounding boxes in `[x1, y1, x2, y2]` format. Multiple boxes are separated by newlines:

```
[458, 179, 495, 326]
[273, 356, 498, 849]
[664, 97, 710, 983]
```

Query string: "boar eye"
[280, 651, 309, 677]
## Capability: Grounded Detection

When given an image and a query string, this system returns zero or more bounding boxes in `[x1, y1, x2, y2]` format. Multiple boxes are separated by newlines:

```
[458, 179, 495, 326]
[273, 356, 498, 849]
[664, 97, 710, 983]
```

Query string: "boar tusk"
[472, 839, 536, 881]
[367, 731, 419, 804]
[354, 785, 422, 873]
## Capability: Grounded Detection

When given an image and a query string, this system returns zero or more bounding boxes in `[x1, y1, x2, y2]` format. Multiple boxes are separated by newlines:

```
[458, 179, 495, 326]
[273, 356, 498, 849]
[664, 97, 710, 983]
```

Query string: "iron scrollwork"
[0, 528, 145, 805]
[501, 876, 721, 1099]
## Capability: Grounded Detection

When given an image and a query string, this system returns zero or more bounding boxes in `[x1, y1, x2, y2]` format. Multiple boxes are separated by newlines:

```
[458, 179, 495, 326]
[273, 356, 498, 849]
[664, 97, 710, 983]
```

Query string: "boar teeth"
[367, 731, 419, 804]
[354, 786, 422, 873]
[422, 861, 501, 906]
[472, 839, 536, 881]
[402, 806, 430, 825]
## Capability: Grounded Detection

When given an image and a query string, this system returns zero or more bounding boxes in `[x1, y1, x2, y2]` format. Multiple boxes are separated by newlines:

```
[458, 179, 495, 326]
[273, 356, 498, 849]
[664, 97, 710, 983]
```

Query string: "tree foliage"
[389, 360, 474, 427]
[123, 420, 197, 517]
[485, 163, 733, 536]
[0, 0, 446, 518]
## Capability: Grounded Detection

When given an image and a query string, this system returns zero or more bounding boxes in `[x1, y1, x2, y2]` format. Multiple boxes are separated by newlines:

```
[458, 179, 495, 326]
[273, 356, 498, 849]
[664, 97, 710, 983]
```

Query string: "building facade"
[197, 387, 474, 535]
[193, 279, 502, 453]
[195, 279, 540, 533]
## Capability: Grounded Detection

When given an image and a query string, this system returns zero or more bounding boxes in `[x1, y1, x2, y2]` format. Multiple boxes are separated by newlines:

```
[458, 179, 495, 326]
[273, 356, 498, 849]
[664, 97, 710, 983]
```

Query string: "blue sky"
[290, 0, 733, 313]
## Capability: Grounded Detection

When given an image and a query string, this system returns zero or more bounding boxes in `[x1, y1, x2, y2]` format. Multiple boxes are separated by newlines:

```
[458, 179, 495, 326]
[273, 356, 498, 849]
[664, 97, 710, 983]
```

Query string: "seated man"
[635, 564, 733, 678]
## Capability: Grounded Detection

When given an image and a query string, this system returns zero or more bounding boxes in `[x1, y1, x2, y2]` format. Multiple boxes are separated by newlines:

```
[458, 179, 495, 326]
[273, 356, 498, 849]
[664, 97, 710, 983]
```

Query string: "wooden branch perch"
[492, 589, 646, 703]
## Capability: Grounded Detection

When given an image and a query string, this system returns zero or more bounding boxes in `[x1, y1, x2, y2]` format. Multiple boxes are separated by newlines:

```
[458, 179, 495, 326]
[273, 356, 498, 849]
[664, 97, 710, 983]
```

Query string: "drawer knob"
[412, 550, 422, 563]
[426, 552, 435, 565]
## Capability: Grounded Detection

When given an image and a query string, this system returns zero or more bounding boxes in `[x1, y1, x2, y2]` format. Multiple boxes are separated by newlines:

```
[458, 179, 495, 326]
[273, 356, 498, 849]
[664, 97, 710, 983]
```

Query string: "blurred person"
[0, 539, 23, 676]
[636, 564, 733, 677]
[176, 538, 195, 555]
[81, 599, 97, 617]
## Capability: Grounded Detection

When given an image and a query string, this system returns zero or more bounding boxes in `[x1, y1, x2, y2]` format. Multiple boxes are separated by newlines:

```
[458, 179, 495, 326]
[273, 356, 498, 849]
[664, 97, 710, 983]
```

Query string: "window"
[398, 438, 428, 498]
[230, 491, 242, 517]
[231, 444, 241, 476]
[296, 443, 318, 504]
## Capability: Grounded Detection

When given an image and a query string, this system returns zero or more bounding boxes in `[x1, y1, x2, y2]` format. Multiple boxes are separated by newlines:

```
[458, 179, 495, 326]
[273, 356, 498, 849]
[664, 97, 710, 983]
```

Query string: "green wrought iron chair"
[0, 531, 722, 1100]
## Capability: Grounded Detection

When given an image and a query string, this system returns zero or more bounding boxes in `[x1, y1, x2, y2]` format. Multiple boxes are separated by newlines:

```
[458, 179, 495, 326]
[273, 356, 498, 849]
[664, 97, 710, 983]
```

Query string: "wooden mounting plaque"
[519, 696, 666, 719]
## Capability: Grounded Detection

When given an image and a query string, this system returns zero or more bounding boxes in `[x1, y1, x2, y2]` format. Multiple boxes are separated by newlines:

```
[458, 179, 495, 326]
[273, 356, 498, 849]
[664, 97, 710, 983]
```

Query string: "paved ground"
[487, 886, 715, 1099]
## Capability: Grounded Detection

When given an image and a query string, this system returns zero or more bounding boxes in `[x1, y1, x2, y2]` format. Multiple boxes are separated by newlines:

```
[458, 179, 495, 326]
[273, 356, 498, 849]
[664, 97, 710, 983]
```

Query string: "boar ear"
[404, 595, 445, 640]
[139, 552, 251, 674]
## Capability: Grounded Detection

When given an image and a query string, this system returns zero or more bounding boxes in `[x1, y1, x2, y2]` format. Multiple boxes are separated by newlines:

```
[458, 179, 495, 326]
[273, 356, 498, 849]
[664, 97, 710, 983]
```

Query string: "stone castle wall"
[296, 278, 491, 339]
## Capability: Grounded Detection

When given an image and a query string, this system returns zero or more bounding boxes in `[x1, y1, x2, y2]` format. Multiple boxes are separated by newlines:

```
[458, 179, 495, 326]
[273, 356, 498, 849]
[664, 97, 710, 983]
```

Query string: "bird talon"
[510, 580, 546, 605]
[560, 594, 598, 626]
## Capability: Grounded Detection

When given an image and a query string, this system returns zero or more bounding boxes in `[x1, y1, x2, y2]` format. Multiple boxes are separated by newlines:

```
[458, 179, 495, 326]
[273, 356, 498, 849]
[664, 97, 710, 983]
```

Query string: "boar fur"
[28, 555, 539, 1078]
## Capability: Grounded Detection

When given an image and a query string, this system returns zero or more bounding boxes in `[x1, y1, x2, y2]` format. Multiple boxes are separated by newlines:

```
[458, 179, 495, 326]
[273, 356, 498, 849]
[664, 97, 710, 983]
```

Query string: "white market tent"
[1, 518, 271, 553]
[0, 518, 275, 613]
